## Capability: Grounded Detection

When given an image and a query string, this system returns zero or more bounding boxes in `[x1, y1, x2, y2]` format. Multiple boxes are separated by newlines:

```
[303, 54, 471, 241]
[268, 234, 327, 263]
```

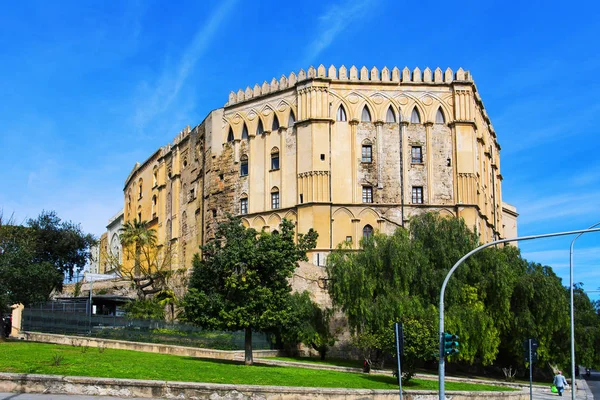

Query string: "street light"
[438, 227, 600, 400]
[569, 221, 600, 400]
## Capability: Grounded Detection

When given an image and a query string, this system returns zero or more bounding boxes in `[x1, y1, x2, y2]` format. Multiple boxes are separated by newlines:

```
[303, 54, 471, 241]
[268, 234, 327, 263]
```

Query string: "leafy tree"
[279, 291, 335, 359]
[123, 298, 165, 320]
[0, 211, 95, 337]
[182, 215, 317, 365]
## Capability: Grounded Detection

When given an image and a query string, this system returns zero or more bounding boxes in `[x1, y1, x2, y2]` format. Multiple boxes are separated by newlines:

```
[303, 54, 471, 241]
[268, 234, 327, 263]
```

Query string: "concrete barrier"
[0, 373, 529, 399]
[18, 331, 280, 360]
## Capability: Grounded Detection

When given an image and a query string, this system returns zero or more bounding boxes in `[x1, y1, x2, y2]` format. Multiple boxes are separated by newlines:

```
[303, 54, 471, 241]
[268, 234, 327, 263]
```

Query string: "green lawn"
[0, 341, 514, 391]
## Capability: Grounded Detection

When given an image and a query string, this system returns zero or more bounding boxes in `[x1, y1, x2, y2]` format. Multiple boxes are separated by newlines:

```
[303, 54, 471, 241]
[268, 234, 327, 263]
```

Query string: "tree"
[279, 291, 335, 359]
[182, 215, 317, 365]
[113, 219, 181, 300]
[326, 227, 437, 376]
[0, 211, 95, 337]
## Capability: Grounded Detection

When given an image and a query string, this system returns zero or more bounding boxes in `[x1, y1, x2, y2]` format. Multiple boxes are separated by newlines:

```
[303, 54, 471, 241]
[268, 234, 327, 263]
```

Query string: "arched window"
[411, 107, 421, 124]
[138, 179, 143, 199]
[240, 154, 248, 176]
[386, 106, 396, 123]
[181, 211, 188, 236]
[363, 224, 373, 239]
[151, 195, 157, 219]
[241, 123, 249, 139]
[288, 110, 296, 126]
[272, 114, 280, 131]
[361, 106, 372, 122]
[435, 107, 446, 124]
[336, 105, 347, 121]
[270, 147, 280, 170]
[152, 167, 158, 187]
[271, 186, 280, 209]
[227, 127, 234, 142]
[240, 194, 248, 215]
[272, 230, 279, 235]
[256, 119, 264, 135]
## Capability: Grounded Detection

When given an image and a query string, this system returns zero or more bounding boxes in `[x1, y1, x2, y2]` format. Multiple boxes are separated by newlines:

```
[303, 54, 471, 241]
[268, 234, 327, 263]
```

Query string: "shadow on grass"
[180, 357, 282, 368]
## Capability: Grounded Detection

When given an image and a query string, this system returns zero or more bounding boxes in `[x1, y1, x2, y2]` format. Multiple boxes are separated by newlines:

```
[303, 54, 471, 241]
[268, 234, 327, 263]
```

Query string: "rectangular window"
[271, 153, 280, 170]
[271, 192, 280, 209]
[412, 186, 424, 204]
[345, 236, 352, 242]
[240, 198, 248, 215]
[240, 160, 248, 176]
[362, 186, 373, 203]
[411, 146, 423, 163]
[362, 145, 372, 163]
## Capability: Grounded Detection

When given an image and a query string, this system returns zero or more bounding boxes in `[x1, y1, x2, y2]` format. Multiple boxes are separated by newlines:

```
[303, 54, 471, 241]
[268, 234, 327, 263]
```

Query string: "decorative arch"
[393, 93, 426, 123]
[241, 123, 249, 139]
[227, 127, 234, 142]
[333, 207, 356, 220]
[272, 114, 280, 131]
[358, 207, 380, 220]
[271, 146, 280, 154]
[336, 104, 347, 121]
[410, 106, 421, 124]
[361, 138, 373, 145]
[268, 213, 282, 228]
[435, 106, 446, 124]
[241, 218, 250, 228]
[288, 110, 296, 126]
[283, 210, 297, 222]
[252, 216, 267, 229]
[386, 105, 397, 123]
[361, 105, 372, 122]
[256, 119, 264, 135]
[181, 211, 188, 236]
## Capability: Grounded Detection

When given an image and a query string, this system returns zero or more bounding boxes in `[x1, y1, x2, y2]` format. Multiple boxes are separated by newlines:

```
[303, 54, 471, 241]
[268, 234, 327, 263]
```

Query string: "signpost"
[523, 338, 538, 400]
[394, 322, 404, 400]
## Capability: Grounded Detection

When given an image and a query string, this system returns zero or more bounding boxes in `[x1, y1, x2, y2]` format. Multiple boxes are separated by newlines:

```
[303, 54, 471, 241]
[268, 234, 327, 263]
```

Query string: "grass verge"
[0, 341, 514, 391]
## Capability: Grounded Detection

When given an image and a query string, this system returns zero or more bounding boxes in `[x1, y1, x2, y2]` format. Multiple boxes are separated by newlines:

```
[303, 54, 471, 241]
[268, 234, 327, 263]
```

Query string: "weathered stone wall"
[0, 372, 531, 400]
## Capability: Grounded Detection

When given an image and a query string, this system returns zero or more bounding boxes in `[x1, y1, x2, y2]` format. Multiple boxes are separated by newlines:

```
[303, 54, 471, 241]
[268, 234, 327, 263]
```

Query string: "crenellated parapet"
[225, 65, 473, 106]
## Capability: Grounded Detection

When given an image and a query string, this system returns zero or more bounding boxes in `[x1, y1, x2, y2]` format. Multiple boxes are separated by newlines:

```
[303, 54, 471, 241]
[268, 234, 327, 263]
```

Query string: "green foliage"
[123, 299, 165, 320]
[182, 215, 317, 364]
[0, 211, 95, 316]
[279, 291, 335, 359]
[327, 212, 596, 377]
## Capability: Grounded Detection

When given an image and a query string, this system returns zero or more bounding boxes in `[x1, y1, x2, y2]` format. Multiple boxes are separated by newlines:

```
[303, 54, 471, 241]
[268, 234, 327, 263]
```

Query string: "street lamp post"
[438, 227, 600, 400]
[569, 221, 600, 400]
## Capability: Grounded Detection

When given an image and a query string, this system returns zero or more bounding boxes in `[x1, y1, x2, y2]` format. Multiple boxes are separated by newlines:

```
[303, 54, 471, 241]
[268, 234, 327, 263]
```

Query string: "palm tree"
[119, 219, 157, 277]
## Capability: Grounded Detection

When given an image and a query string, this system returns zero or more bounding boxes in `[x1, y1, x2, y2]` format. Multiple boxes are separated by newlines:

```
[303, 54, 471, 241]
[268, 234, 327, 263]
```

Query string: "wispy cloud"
[133, 0, 238, 132]
[513, 191, 600, 225]
[303, 0, 375, 65]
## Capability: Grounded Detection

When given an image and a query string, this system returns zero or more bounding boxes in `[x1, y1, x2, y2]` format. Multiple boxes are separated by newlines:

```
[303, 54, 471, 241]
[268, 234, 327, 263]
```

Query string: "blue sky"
[1, 1, 599, 298]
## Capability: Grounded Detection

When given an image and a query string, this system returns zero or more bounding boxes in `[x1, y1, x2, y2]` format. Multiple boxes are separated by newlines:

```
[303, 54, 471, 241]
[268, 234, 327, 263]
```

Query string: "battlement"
[226, 65, 472, 106]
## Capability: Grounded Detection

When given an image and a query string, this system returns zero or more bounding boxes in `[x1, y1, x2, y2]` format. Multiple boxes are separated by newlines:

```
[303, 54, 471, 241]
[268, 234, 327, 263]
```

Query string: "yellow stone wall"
[123, 65, 516, 287]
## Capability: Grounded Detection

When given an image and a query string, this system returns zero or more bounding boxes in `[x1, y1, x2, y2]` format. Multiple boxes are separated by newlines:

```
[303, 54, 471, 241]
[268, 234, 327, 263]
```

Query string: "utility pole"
[438, 227, 600, 400]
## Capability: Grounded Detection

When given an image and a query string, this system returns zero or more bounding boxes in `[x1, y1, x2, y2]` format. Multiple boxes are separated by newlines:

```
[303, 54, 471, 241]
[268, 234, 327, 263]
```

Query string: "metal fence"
[21, 308, 273, 350]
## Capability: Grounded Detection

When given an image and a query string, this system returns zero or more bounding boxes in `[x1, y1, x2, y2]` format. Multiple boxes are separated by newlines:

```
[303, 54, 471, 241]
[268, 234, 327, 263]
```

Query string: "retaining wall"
[18, 331, 280, 360]
[0, 373, 529, 400]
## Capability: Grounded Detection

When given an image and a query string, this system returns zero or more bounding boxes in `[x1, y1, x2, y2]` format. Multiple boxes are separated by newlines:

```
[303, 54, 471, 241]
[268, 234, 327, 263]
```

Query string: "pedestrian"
[553, 370, 568, 396]
[575, 365, 580, 378]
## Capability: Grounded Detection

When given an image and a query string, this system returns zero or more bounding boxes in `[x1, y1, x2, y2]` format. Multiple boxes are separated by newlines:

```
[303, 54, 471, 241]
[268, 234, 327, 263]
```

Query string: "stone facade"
[122, 64, 517, 300]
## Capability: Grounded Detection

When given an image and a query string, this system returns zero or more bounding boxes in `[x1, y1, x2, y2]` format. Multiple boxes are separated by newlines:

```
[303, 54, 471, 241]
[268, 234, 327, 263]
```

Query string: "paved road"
[585, 369, 600, 398]
[0, 395, 161, 400]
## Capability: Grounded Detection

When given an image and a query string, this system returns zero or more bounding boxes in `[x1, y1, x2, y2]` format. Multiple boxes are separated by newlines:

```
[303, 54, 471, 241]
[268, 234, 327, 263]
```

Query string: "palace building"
[122, 65, 517, 294]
